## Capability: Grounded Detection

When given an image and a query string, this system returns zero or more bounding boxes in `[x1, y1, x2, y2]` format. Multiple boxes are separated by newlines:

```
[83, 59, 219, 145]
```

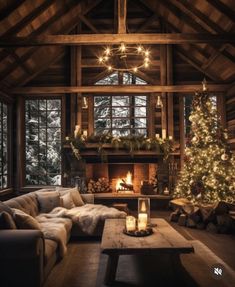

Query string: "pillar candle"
[138, 213, 147, 231]
[155, 133, 160, 139]
[169, 135, 173, 140]
[162, 129, 166, 140]
[83, 130, 88, 138]
[126, 216, 136, 231]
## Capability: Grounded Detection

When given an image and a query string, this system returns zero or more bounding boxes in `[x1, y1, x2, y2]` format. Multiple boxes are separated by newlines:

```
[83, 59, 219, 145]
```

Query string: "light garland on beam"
[98, 43, 151, 72]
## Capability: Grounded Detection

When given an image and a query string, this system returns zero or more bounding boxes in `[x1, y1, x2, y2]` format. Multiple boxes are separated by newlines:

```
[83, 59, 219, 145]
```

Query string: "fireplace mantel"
[64, 143, 179, 163]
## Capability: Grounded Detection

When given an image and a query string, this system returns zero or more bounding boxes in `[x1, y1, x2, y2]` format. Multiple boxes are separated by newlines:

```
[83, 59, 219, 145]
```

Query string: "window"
[25, 99, 61, 185]
[94, 95, 147, 136]
[94, 72, 148, 136]
[0, 102, 8, 189]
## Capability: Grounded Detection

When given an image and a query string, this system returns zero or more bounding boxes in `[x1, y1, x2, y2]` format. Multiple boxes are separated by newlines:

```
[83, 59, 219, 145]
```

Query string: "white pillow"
[59, 187, 84, 207]
[61, 193, 76, 209]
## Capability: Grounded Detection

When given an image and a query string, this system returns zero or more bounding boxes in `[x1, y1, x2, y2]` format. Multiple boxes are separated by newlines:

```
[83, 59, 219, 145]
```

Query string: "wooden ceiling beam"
[78, 14, 99, 33]
[134, 14, 159, 33]
[118, 0, 127, 34]
[0, 33, 234, 47]
[0, 0, 26, 22]
[176, 49, 221, 82]
[205, 0, 235, 23]
[11, 84, 229, 94]
[1, 0, 53, 38]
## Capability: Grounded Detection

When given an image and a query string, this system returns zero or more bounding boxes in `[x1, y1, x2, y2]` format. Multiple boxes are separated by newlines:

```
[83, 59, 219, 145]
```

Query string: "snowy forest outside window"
[94, 72, 147, 136]
[0, 102, 8, 189]
[25, 99, 61, 185]
[184, 95, 217, 140]
[94, 95, 147, 136]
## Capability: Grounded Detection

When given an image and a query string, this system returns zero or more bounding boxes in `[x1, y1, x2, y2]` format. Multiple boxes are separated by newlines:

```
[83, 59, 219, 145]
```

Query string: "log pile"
[169, 198, 235, 234]
[87, 177, 111, 193]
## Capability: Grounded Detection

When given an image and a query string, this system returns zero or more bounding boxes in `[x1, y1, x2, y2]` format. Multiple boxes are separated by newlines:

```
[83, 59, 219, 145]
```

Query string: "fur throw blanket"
[36, 216, 72, 257]
[39, 204, 126, 235]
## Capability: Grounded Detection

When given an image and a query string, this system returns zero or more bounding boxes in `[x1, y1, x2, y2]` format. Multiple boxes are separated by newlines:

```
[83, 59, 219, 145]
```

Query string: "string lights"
[98, 43, 151, 72]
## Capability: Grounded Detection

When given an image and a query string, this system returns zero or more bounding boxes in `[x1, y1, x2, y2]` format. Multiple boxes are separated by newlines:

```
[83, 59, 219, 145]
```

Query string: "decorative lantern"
[138, 197, 150, 229]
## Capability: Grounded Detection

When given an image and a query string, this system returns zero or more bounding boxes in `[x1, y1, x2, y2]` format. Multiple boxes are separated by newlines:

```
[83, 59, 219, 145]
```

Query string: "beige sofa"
[0, 189, 103, 287]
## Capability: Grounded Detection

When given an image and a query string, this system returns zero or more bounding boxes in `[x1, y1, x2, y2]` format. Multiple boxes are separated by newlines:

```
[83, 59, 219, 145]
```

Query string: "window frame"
[22, 95, 66, 188]
[0, 101, 11, 191]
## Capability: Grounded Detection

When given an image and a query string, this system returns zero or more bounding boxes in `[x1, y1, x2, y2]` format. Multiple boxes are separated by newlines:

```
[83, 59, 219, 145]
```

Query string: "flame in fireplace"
[116, 171, 133, 191]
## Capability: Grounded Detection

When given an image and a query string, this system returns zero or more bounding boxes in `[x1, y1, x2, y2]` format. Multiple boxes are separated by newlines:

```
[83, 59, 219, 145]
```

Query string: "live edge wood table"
[101, 218, 194, 285]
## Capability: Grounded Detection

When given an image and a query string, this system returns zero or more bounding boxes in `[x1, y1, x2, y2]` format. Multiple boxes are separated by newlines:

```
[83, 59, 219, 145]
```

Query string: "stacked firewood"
[169, 198, 235, 234]
[87, 177, 111, 193]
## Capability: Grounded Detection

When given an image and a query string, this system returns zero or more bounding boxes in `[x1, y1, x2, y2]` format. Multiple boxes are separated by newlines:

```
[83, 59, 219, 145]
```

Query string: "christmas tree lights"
[173, 80, 235, 204]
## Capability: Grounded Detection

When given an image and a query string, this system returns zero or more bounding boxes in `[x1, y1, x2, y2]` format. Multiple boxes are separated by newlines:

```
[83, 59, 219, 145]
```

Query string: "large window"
[25, 99, 61, 185]
[94, 72, 148, 136]
[0, 102, 8, 189]
[94, 95, 147, 136]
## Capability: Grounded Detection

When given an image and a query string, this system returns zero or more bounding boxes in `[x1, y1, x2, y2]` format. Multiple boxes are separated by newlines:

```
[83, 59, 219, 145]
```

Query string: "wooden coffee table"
[101, 218, 194, 285]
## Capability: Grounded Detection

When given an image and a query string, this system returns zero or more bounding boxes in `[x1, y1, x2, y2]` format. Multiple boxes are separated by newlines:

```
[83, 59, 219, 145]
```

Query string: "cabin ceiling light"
[98, 43, 151, 73]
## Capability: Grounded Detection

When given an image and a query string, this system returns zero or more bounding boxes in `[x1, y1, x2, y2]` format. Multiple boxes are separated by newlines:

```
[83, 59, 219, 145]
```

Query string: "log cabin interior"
[0, 1, 235, 287]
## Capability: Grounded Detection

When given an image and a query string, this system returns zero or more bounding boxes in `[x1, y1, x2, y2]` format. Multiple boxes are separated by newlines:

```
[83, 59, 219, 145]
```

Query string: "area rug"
[96, 240, 235, 287]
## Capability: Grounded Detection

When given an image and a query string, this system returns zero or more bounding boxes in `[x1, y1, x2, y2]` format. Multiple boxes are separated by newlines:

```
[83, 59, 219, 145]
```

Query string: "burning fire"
[116, 171, 133, 192]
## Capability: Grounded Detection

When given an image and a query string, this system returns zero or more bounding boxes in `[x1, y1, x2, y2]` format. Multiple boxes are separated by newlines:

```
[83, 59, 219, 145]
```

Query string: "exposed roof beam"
[118, 0, 127, 33]
[11, 84, 228, 94]
[0, 0, 26, 22]
[205, 0, 235, 23]
[78, 14, 99, 33]
[0, 33, 234, 47]
[134, 14, 158, 33]
[1, 0, 53, 37]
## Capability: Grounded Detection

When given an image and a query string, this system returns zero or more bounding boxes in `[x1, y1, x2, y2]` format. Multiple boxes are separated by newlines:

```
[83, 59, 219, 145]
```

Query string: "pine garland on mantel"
[64, 132, 174, 162]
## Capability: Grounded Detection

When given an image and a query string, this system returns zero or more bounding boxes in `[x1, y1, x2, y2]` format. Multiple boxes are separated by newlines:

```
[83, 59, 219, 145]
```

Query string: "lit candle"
[75, 125, 80, 130]
[126, 216, 136, 232]
[169, 135, 173, 140]
[65, 136, 70, 141]
[155, 133, 160, 139]
[138, 213, 147, 231]
[162, 129, 166, 140]
[74, 125, 80, 138]
[163, 187, 169, 195]
[83, 130, 88, 138]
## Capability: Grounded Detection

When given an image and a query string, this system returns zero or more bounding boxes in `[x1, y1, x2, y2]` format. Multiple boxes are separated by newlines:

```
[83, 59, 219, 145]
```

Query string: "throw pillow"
[59, 187, 84, 207]
[0, 201, 14, 216]
[13, 208, 41, 230]
[36, 191, 61, 213]
[61, 193, 76, 209]
[0, 211, 17, 229]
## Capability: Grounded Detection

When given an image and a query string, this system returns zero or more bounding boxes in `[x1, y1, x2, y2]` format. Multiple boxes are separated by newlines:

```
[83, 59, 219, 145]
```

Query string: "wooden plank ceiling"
[0, 0, 234, 92]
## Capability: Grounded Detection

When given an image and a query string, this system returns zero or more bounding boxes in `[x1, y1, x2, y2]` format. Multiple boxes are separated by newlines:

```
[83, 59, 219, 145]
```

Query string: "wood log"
[120, 182, 133, 190]
[199, 204, 215, 223]
[169, 211, 180, 222]
[169, 198, 191, 211]
[178, 214, 187, 226]
[206, 222, 218, 233]
[214, 201, 229, 215]
[196, 222, 206, 230]
[186, 218, 196, 228]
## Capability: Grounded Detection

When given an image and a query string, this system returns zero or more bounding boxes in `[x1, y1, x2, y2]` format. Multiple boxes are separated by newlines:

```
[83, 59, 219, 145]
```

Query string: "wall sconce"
[156, 95, 163, 108]
[82, 97, 88, 109]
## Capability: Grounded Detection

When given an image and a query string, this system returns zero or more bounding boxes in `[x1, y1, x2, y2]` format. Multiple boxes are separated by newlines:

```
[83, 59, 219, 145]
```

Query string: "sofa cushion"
[59, 187, 84, 207]
[0, 201, 14, 216]
[61, 192, 76, 209]
[0, 211, 17, 229]
[13, 208, 41, 230]
[36, 191, 61, 213]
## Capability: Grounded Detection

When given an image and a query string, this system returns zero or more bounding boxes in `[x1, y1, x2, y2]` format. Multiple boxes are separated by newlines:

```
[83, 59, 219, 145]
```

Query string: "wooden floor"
[43, 210, 235, 287]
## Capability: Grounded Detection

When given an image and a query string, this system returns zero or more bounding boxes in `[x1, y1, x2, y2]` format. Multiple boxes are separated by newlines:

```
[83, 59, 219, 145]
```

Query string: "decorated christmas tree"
[174, 80, 235, 204]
